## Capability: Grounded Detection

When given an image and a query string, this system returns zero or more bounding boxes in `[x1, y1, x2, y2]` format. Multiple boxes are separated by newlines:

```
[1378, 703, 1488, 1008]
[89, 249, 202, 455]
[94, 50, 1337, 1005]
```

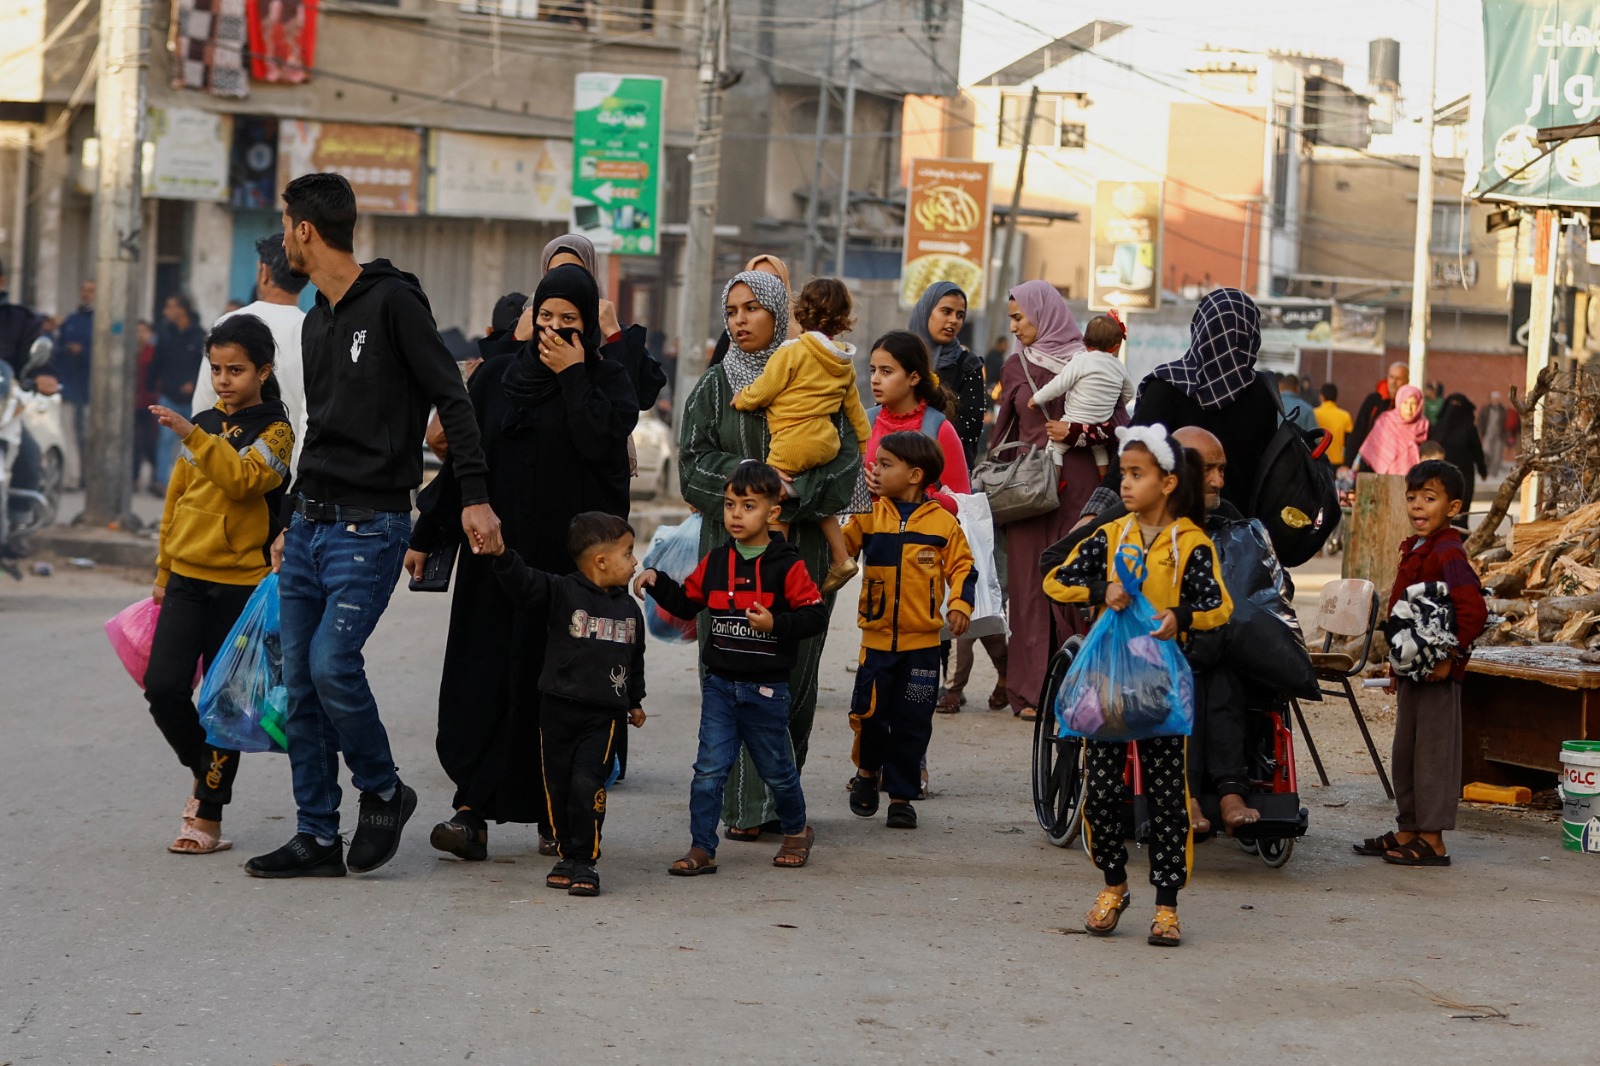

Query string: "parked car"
[631, 415, 675, 500]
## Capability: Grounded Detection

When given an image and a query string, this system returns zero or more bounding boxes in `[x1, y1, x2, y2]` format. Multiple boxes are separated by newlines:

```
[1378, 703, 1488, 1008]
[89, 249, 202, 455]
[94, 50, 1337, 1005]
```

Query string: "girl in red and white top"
[863, 330, 970, 511]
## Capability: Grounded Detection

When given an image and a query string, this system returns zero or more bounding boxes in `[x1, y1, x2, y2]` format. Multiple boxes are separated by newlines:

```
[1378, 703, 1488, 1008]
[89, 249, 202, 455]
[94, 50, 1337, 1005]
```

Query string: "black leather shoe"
[245, 833, 346, 878]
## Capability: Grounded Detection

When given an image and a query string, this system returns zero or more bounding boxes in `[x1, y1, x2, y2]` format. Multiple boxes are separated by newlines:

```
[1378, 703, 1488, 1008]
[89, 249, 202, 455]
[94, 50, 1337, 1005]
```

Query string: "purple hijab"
[1009, 280, 1085, 375]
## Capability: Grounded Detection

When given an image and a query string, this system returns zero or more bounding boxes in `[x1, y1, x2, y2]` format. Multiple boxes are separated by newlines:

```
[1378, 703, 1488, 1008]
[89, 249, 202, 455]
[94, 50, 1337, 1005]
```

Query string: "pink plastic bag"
[105, 598, 201, 691]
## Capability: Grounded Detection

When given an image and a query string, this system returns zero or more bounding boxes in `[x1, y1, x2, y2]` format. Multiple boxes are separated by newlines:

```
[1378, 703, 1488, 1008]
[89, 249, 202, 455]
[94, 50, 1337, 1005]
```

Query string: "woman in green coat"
[677, 268, 861, 838]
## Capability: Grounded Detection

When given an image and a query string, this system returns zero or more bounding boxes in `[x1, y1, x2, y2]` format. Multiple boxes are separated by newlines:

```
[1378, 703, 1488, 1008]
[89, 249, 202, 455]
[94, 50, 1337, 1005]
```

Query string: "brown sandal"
[773, 826, 814, 868]
[723, 825, 763, 843]
[1383, 837, 1451, 867]
[987, 682, 1008, 710]
[1148, 907, 1181, 946]
[935, 691, 963, 714]
[667, 847, 719, 876]
[1084, 888, 1130, 935]
[1352, 831, 1404, 857]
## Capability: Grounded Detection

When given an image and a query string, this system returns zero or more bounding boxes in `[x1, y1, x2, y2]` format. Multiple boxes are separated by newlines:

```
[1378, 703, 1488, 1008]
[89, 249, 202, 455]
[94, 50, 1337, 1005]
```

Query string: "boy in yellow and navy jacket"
[841, 431, 975, 829]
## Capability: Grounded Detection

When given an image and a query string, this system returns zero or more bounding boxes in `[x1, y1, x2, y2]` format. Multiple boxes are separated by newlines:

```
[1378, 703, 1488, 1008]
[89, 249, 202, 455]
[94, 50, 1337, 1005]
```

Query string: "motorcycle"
[1, 336, 67, 577]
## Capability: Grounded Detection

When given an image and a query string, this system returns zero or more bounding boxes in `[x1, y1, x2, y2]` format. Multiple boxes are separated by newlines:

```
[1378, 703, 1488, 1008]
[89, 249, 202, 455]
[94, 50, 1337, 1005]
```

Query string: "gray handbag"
[971, 355, 1060, 526]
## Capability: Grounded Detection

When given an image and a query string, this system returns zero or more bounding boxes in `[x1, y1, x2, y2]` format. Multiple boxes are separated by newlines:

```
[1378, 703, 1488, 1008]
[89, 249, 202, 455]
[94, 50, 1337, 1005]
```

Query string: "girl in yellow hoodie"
[145, 313, 294, 855]
[732, 277, 872, 593]
[1043, 424, 1231, 947]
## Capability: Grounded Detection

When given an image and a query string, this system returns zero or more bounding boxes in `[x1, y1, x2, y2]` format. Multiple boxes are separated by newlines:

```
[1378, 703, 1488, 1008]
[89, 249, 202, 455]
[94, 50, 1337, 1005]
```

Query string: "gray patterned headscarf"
[719, 270, 791, 393]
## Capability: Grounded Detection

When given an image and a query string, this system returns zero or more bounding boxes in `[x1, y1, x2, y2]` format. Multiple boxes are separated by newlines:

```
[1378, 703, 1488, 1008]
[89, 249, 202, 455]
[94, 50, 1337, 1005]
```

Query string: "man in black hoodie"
[246, 173, 503, 880]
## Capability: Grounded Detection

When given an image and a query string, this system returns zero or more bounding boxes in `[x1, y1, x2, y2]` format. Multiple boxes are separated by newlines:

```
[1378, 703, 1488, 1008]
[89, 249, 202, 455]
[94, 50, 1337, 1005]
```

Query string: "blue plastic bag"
[198, 573, 288, 754]
[1054, 544, 1195, 742]
[641, 512, 702, 643]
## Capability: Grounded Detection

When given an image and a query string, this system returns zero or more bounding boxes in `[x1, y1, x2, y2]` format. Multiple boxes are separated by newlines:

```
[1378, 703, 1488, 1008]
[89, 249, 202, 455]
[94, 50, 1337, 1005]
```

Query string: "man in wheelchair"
[1043, 426, 1317, 843]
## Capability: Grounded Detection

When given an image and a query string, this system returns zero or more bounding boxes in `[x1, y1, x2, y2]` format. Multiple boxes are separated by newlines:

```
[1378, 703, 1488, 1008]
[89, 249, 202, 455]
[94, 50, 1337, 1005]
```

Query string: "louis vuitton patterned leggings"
[1082, 735, 1192, 908]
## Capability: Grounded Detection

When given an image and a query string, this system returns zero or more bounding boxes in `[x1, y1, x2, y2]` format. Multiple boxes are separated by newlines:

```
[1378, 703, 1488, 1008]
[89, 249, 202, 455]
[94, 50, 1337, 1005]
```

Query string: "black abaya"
[411, 349, 637, 823]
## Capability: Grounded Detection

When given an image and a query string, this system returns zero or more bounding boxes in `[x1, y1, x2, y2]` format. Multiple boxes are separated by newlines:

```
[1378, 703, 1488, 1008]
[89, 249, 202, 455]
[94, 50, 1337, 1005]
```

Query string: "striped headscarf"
[719, 270, 791, 393]
[1153, 288, 1261, 410]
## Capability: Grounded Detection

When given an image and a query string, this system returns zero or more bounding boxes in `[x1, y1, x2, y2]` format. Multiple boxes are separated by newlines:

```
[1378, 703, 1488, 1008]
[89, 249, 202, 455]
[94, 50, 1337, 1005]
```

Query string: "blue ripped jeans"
[279, 510, 410, 839]
[688, 675, 808, 857]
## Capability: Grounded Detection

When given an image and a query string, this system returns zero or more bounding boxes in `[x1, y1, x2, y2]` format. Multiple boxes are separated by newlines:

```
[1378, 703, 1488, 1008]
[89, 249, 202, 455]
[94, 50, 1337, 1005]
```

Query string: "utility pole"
[833, 6, 858, 278]
[83, 0, 151, 529]
[985, 87, 1039, 351]
[800, 0, 840, 278]
[671, 0, 729, 438]
[1521, 206, 1560, 523]
[1406, 0, 1440, 387]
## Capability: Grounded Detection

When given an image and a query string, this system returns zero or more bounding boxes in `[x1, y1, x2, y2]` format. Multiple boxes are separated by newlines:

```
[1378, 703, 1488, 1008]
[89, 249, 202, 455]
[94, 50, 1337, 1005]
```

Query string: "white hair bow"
[1115, 425, 1177, 473]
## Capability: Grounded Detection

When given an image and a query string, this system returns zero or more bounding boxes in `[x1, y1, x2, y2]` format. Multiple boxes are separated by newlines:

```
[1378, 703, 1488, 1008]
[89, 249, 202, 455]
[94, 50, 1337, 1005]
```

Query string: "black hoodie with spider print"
[492, 548, 646, 711]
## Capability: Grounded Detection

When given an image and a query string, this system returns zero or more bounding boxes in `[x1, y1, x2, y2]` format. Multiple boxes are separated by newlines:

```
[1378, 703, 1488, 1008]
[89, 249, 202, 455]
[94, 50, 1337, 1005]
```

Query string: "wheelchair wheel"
[1237, 837, 1259, 855]
[1032, 636, 1086, 847]
[1258, 836, 1294, 868]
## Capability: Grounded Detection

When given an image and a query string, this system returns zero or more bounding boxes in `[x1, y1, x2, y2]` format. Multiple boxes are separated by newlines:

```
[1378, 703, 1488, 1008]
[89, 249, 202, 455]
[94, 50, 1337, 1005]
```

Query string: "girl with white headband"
[1042, 423, 1232, 947]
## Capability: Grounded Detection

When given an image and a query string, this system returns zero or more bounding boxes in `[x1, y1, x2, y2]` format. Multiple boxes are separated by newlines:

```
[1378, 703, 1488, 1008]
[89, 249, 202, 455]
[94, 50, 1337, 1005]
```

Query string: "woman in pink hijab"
[1357, 383, 1429, 475]
[991, 280, 1103, 720]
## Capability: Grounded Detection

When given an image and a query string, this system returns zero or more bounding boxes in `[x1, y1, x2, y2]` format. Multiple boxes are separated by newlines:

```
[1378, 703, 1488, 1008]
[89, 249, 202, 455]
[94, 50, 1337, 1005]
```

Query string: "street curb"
[32, 525, 157, 570]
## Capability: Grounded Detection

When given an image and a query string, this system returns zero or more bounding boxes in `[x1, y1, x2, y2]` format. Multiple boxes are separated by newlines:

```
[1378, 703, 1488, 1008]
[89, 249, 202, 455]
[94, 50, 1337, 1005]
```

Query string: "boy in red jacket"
[1353, 460, 1486, 868]
[634, 462, 828, 876]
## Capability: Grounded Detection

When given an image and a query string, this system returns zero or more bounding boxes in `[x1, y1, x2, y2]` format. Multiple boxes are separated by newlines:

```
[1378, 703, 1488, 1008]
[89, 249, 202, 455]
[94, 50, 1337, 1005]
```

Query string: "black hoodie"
[292, 259, 489, 512]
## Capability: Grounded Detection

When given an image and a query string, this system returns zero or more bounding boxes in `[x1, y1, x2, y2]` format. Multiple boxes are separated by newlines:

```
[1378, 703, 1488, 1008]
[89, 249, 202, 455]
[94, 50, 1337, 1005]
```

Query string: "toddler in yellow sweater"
[732, 277, 872, 593]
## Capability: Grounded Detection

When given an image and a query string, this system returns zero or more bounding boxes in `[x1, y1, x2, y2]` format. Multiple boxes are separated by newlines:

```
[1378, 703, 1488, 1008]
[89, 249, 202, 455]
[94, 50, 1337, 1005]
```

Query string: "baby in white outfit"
[1027, 313, 1136, 475]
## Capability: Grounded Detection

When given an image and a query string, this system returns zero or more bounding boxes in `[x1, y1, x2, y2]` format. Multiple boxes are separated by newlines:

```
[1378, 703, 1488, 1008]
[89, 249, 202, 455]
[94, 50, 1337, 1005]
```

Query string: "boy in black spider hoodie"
[634, 462, 828, 876]
[489, 511, 646, 897]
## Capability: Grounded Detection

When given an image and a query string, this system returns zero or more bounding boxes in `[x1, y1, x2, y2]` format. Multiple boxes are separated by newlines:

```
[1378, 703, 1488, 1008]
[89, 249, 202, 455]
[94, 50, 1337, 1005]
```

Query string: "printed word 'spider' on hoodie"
[491, 549, 646, 711]
[842, 496, 976, 652]
[294, 259, 490, 512]
[1044, 512, 1233, 635]
[648, 533, 828, 682]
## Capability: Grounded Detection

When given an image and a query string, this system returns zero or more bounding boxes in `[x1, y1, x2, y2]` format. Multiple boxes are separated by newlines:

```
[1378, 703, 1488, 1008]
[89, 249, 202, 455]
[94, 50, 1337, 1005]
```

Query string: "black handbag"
[1248, 378, 1340, 568]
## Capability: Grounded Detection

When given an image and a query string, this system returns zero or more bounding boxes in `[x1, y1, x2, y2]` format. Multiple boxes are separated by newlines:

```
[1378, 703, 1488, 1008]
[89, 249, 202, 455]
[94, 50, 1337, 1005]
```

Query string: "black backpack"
[1248, 379, 1340, 568]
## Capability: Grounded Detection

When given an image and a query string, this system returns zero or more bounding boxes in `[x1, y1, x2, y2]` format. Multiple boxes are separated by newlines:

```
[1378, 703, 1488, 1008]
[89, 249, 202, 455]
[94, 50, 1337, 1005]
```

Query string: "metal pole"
[986, 87, 1039, 349]
[1407, 0, 1439, 386]
[10, 141, 27, 302]
[1520, 207, 1559, 523]
[799, 0, 839, 278]
[833, 57, 858, 277]
[1239, 202, 1252, 291]
[82, 0, 150, 528]
[671, 0, 727, 440]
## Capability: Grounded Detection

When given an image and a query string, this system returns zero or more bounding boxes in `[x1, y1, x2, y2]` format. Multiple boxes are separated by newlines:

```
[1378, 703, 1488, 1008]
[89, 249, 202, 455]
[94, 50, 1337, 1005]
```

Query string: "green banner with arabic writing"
[1474, 0, 1600, 204]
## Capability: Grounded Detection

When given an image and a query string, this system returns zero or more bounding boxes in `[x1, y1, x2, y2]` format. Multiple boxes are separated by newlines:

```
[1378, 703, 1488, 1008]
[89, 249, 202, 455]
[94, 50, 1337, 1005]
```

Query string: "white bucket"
[1559, 743, 1600, 854]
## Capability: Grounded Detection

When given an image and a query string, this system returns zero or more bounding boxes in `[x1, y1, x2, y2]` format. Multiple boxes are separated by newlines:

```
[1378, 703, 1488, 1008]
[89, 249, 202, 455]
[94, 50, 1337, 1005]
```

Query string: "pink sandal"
[168, 821, 232, 854]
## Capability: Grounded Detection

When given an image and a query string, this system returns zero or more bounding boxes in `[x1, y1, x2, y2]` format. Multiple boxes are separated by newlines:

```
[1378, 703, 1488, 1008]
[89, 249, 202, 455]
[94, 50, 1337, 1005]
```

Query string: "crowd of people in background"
[0, 172, 1502, 947]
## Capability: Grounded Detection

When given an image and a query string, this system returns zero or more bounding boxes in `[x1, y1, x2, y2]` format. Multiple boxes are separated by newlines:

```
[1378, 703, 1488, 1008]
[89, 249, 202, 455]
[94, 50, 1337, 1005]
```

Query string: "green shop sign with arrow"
[571, 73, 665, 256]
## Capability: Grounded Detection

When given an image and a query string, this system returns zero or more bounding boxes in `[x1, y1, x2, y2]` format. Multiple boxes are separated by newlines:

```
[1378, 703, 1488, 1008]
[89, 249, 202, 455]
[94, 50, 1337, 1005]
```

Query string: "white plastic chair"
[1289, 578, 1395, 799]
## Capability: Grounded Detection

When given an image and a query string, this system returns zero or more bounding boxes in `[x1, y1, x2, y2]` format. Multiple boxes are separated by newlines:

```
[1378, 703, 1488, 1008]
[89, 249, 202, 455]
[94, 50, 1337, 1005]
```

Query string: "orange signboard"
[900, 158, 992, 307]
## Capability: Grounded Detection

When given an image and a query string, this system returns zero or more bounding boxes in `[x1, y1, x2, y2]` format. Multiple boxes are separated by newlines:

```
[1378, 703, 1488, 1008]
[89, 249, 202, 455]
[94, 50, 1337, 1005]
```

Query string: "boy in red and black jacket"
[635, 462, 827, 877]
[1353, 459, 1487, 869]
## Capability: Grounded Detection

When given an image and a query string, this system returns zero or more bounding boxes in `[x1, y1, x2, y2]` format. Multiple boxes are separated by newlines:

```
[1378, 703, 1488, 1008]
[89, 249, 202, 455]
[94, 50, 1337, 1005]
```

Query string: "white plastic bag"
[941, 492, 1008, 640]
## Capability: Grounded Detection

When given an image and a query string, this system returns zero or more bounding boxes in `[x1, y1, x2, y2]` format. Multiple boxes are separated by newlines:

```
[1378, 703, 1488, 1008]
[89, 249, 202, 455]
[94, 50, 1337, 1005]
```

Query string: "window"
[1431, 202, 1467, 254]
[997, 93, 1088, 149]
[458, 0, 587, 27]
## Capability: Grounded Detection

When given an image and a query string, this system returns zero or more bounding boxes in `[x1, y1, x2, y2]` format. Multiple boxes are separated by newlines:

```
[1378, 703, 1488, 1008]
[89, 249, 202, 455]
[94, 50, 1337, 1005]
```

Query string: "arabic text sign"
[144, 107, 231, 202]
[1090, 181, 1161, 312]
[277, 120, 422, 216]
[900, 159, 992, 307]
[1473, 0, 1600, 205]
[571, 73, 664, 256]
[430, 131, 572, 221]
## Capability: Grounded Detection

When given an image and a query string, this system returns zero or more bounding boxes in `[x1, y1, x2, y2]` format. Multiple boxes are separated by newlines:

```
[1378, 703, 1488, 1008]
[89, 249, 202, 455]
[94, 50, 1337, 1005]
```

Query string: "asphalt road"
[1, 561, 1594, 1065]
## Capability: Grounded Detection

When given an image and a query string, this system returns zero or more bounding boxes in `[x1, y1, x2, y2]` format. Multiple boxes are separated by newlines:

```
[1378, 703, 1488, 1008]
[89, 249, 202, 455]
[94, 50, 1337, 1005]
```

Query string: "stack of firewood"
[1475, 500, 1600, 647]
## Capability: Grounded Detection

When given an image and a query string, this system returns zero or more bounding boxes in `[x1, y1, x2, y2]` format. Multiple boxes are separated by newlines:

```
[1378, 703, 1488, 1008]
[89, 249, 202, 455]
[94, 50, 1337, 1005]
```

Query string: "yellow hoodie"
[156, 410, 294, 588]
[841, 495, 976, 651]
[732, 330, 873, 472]
[1043, 512, 1232, 634]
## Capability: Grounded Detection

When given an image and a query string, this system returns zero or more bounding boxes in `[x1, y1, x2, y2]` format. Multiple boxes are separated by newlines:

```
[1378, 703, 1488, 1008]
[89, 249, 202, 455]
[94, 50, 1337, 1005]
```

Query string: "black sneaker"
[245, 833, 347, 878]
[886, 802, 918, 829]
[347, 782, 417, 873]
[849, 773, 880, 817]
